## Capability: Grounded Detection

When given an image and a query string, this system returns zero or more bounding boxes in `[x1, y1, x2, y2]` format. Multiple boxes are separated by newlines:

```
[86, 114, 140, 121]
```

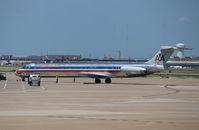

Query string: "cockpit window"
[22, 65, 27, 69]
[22, 65, 30, 69]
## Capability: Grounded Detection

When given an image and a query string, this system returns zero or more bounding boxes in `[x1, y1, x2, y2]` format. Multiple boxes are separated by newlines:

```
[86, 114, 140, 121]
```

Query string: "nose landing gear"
[22, 77, 25, 82]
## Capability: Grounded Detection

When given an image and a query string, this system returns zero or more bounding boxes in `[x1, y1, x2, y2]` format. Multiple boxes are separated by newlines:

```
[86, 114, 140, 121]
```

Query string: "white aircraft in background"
[15, 46, 179, 83]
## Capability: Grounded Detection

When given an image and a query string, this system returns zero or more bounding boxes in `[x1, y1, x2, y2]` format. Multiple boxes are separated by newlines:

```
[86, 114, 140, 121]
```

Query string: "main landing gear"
[105, 78, 111, 83]
[95, 78, 111, 84]
[95, 78, 101, 84]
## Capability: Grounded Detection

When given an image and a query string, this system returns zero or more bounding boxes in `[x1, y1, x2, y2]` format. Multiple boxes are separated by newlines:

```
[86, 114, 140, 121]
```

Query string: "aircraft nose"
[15, 69, 21, 76]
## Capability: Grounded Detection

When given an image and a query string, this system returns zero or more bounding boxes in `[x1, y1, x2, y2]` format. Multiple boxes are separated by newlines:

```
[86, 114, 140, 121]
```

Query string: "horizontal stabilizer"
[175, 47, 192, 50]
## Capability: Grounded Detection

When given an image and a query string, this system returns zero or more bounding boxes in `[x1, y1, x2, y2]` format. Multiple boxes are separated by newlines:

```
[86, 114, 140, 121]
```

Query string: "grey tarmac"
[0, 73, 199, 130]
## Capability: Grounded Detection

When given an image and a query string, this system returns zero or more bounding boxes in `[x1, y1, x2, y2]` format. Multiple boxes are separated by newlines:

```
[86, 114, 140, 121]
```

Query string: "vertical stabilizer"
[147, 46, 175, 68]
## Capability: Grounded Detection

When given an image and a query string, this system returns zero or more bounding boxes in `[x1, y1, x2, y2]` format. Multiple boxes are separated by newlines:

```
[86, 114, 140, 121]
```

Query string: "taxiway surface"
[0, 73, 199, 130]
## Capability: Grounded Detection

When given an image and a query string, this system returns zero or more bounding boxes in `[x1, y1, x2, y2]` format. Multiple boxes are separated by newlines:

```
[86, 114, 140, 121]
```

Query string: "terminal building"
[0, 55, 81, 65]
[166, 43, 199, 69]
[0, 43, 199, 68]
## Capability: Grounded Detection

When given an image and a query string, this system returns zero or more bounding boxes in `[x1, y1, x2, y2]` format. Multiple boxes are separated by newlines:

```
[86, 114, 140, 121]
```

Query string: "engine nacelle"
[121, 66, 146, 75]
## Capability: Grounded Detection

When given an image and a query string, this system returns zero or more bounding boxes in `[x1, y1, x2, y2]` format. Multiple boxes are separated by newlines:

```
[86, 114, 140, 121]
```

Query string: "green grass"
[0, 66, 21, 72]
[150, 69, 199, 78]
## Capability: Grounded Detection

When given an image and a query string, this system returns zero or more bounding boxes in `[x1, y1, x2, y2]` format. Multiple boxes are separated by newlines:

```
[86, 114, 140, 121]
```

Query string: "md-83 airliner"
[15, 46, 178, 83]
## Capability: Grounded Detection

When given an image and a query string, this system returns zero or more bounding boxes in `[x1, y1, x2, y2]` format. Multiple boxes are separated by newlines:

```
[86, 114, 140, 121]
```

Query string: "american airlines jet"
[15, 46, 177, 83]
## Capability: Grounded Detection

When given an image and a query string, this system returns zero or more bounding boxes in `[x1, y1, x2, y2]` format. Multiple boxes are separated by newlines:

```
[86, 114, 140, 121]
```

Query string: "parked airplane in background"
[15, 46, 178, 83]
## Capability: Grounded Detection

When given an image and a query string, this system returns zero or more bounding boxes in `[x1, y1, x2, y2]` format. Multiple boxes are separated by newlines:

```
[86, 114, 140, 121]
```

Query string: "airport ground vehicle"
[28, 75, 41, 86]
[0, 73, 6, 80]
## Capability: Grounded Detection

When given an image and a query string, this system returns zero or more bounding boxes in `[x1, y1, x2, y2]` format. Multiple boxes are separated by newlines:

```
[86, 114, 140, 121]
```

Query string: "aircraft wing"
[79, 72, 112, 78]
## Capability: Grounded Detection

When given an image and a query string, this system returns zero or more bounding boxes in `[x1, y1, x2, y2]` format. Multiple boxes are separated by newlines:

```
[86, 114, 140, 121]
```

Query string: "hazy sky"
[0, 0, 199, 58]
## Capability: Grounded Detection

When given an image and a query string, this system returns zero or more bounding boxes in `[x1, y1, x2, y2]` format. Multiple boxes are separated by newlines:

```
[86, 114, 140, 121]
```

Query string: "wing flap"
[79, 72, 112, 78]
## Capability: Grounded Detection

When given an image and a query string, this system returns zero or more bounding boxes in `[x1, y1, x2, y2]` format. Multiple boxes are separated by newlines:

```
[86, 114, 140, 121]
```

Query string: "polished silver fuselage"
[15, 63, 163, 78]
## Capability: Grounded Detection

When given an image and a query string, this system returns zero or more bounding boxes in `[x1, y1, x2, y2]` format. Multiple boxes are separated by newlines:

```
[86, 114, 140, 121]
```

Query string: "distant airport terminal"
[1, 55, 199, 68]
[0, 44, 199, 69]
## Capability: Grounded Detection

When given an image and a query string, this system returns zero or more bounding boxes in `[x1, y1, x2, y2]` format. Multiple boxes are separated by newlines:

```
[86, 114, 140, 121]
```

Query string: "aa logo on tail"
[155, 53, 165, 62]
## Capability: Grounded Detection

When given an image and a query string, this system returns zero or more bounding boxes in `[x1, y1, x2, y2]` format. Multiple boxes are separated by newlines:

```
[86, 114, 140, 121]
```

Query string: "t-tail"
[147, 46, 176, 69]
